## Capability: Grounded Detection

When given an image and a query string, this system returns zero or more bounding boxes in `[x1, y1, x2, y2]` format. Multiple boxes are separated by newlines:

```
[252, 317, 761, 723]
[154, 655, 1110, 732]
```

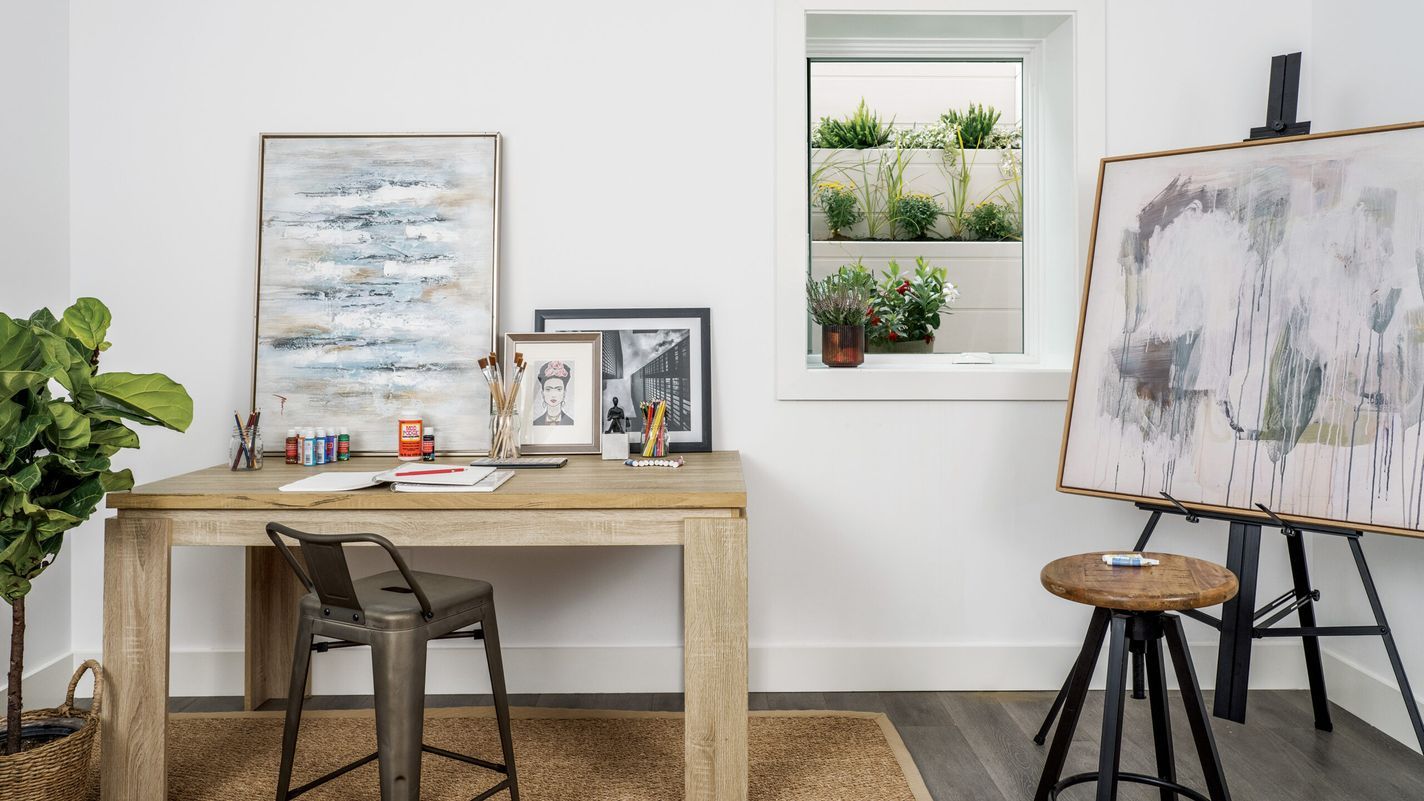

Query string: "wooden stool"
[1034, 552, 1238, 801]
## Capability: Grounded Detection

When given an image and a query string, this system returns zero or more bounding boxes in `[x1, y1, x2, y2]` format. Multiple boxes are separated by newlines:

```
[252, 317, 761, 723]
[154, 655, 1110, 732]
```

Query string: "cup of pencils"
[229, 409, 263, 471]
[482, 351, 525, 460]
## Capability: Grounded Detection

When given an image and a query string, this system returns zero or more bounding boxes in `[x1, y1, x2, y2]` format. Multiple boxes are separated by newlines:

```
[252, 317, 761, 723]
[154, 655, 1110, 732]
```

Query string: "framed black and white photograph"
[535, 308, 712, 452]
[502, 332, 602, 455]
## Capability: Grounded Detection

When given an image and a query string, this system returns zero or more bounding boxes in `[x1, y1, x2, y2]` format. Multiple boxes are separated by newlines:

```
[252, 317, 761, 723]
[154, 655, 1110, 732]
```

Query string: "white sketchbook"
[390, 470, 515, 493]
[279, 464, 494, 492]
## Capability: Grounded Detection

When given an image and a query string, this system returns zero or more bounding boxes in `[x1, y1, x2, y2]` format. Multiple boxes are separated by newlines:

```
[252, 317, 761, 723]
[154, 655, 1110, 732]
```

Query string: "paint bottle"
[422, 427, 436, 462]
[325, 427, 336, 463]
[338, 428, 350, 461]
[302, 428, 316, 467]
[285, 429, 298, 465]
[398, 411, 424, 461]
[314, 428, 327, 465]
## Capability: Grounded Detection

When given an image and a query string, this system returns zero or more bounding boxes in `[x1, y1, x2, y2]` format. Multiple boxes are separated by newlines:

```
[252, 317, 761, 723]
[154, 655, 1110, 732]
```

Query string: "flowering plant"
[813, 180, 864, 239]
[890, 191, 942, 239]
[831, 258, 959, 345]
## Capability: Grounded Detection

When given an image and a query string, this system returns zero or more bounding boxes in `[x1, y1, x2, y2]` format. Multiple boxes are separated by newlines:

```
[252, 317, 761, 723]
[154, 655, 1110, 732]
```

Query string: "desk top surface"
[108, 452, 746, 511]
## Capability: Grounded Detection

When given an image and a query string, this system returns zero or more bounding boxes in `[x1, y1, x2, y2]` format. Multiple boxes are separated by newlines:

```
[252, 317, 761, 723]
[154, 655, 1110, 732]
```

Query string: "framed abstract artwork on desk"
[535, 307, 713, 452]
[1059, 122, 1424, 537]
[252, 133, 500, 455]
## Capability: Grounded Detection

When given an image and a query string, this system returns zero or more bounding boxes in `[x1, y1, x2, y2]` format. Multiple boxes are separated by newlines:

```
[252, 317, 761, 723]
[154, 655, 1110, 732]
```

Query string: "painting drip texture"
[1063, 128, 1424, 533]
[255, 137, 496, 452]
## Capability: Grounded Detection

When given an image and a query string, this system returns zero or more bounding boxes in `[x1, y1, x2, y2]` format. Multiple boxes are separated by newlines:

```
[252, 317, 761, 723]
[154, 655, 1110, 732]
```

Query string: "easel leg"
[1214, 521, 1260, 723]
[1284, 530, 1332, 732]
[1348, 537, 1424, 753]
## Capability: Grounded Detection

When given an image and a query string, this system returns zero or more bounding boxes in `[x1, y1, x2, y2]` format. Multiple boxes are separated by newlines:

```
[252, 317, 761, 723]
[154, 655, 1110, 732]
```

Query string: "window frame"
[774, 1, 1106, 401]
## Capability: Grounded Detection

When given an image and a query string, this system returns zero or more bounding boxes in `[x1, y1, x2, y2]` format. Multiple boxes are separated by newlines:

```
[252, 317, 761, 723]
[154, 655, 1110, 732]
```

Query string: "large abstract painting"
[1060, 123, 1424, 536]
[254, 134, 499, 454]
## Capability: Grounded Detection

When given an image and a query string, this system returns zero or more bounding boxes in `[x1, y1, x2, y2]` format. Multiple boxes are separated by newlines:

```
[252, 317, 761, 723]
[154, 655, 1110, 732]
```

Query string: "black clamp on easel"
[1247, 52, 1311, 140]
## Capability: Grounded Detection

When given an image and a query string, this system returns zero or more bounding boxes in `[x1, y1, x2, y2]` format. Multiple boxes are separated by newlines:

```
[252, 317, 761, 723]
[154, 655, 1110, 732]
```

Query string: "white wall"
[0, 0, 73, 706]
[811, 61, 1021, 129]
[53, 0, 1348, 708]
[1309, 0, 1424, 752]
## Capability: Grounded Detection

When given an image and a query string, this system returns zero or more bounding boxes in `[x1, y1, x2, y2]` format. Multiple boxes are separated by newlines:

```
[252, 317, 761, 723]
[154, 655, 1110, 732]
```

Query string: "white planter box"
[810, 147, 1018, 240]
[808, 240, 1024, 355]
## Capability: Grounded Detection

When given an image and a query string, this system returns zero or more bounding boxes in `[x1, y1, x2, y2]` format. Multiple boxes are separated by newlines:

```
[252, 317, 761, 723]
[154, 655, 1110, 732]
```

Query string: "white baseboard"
[66, 640, 1310, 698]
[1323, 649, 1424, 755]
[0, 652, 76, 709]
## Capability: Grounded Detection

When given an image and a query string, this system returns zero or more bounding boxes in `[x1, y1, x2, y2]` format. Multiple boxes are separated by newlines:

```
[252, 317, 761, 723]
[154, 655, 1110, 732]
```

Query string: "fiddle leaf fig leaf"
[89, 422, 140, 450]
[45, 401, 92, 450]
[26, 308, 60, 332]
[100, 468, 134, 494]
[59, 298, 113, 352]
[0, 462, 41, 494]
[92, 372, 194, 432]
[0, 399, 20, 440]
[0, 371, 48, 398]
[57, 476, 106, 521]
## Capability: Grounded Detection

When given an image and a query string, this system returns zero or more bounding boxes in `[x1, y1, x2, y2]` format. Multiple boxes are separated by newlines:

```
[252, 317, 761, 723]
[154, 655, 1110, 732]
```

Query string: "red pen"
[395, 467, 466, 477]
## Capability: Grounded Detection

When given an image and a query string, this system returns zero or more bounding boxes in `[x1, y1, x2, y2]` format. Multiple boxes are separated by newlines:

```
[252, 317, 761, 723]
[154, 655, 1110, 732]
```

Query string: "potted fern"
[0, 298, 191, 797]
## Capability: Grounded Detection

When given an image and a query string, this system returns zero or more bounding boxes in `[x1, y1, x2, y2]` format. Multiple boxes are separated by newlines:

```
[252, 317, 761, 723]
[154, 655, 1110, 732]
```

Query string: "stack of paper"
[390, 470, 515, 493]
[279, 464, 495, 492]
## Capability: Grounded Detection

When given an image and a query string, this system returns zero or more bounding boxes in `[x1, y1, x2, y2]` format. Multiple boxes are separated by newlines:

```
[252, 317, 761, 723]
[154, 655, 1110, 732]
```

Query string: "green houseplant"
[811, 98, 894, 149]
[1, 298, 192, 759]
[807, 270, 871, 367]
[813, 180, 864, 239]
[831, 258, 959, 352]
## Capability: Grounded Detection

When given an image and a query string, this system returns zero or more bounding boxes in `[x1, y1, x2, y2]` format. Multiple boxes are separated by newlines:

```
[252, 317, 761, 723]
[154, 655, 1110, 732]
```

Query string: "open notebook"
[278, 464, 496, 492]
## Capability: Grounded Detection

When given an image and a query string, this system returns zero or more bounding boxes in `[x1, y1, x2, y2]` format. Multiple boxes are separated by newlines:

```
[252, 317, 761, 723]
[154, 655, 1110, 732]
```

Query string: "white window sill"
[777, 355, 1071, 401]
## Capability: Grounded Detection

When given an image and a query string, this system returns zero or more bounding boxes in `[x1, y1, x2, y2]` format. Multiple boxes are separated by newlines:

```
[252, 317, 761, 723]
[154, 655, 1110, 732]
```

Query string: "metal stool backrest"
[265, 522, 435, 623]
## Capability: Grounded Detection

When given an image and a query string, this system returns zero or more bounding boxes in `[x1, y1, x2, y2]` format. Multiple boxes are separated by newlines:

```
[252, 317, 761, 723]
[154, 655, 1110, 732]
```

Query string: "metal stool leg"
[1034, 673, 1071, 745]
[482, 602, 520, 800]
[1163, 615, 1231, 801]
[1146, 634, 1177, 801]
[1035, 608, 1111, 801]
[372, 631, 429, 801]
[275, 616, 314, 801]
[1096, 615, 1130, 801]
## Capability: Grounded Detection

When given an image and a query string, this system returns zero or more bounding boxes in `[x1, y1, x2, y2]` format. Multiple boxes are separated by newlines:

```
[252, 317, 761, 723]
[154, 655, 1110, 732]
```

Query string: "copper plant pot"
[821, 325, 865, 367]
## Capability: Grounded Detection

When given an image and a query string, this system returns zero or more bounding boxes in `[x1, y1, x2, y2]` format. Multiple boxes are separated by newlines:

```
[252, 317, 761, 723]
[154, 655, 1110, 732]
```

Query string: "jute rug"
[167, 708, 932, 800]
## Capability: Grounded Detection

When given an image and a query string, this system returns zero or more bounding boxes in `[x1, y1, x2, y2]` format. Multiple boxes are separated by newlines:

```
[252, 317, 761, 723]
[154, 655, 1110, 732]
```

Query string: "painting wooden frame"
[501, 331, 603, 455]
[252, 133, 500, 455]
[535, 307, 713, 452]
[1058, 121, 1424, 539]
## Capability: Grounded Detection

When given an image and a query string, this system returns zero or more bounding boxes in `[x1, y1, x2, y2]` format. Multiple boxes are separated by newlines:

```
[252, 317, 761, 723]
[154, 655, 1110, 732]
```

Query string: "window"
[808, 60, 1025, 357]
[774, 2, 1105, 400]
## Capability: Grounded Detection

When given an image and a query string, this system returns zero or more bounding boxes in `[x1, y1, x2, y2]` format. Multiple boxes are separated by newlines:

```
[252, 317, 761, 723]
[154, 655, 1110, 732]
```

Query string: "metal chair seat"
[300, 570, 493, 631]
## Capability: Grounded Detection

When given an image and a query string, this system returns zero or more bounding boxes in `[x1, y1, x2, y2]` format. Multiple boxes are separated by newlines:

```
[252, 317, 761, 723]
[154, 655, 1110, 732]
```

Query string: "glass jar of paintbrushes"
[229, 410, 263, 471]
[482, 351, 527, 460]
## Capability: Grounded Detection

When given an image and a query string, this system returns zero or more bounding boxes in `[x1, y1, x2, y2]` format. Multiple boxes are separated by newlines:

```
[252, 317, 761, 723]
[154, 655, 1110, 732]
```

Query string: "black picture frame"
[535, 307, 713, 453]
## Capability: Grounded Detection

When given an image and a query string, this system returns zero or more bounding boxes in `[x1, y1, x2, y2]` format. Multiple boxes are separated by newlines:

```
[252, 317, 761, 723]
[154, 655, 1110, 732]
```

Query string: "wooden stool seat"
[1041, 552, 1238, 612]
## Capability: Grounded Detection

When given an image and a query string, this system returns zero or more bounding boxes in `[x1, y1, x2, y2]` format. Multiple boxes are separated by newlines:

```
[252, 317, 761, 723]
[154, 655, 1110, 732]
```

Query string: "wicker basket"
[0, 660, 103, 801]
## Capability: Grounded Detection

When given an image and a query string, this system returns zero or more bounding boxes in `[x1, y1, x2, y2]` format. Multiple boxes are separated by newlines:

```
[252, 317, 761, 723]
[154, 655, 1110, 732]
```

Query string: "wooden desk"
[101, 453, 749, 801]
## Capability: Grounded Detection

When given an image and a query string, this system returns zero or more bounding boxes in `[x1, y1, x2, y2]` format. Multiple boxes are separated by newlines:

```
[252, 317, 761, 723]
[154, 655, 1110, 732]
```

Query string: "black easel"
[1037, 52, 1424, 754]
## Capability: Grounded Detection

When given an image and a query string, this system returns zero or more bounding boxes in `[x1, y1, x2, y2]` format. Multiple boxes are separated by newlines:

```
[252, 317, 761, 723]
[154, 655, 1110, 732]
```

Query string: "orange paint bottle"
[397, 411, 424, 461]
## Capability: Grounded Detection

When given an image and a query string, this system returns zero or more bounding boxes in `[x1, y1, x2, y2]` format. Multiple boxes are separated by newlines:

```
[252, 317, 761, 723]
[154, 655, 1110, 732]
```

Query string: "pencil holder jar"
[228, 423, 263, 471]
[489, 409, 522, 460]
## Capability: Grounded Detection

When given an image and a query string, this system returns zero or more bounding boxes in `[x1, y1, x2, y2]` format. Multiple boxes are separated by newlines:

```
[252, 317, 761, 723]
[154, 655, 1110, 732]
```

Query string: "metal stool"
[1034, 552, 1238, 801]
[266, 523, 519, 801]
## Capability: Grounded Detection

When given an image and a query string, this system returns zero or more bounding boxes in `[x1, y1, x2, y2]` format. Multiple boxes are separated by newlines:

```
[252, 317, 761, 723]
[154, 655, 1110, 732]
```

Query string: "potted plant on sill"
[831, 258, 959, 353]
[807, 271, 871, 367]
[0, 299, 192, 799]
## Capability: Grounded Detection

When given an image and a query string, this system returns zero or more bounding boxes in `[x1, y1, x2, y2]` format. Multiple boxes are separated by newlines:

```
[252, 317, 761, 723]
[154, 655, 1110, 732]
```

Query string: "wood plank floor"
[170, 690, 1424, 800]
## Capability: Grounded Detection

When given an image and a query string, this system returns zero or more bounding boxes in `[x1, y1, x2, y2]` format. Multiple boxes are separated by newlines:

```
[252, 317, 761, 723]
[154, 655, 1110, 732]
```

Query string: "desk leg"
[684, 517, 749, 801]
[101, 516, 171, 801]
[245, 546, 312, 711]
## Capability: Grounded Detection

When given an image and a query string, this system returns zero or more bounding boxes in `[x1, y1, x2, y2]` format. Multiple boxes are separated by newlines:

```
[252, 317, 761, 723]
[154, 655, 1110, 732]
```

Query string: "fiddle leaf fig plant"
[2, 298, 192, 755]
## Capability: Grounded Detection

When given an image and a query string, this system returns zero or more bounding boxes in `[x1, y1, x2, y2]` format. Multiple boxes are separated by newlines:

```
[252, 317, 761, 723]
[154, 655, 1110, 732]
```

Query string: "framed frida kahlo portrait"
[534, 307, 713, 452]
[252, 133, 500, 455]
[502, 332, 602, 455]
[1059, 122, 1424, 537]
